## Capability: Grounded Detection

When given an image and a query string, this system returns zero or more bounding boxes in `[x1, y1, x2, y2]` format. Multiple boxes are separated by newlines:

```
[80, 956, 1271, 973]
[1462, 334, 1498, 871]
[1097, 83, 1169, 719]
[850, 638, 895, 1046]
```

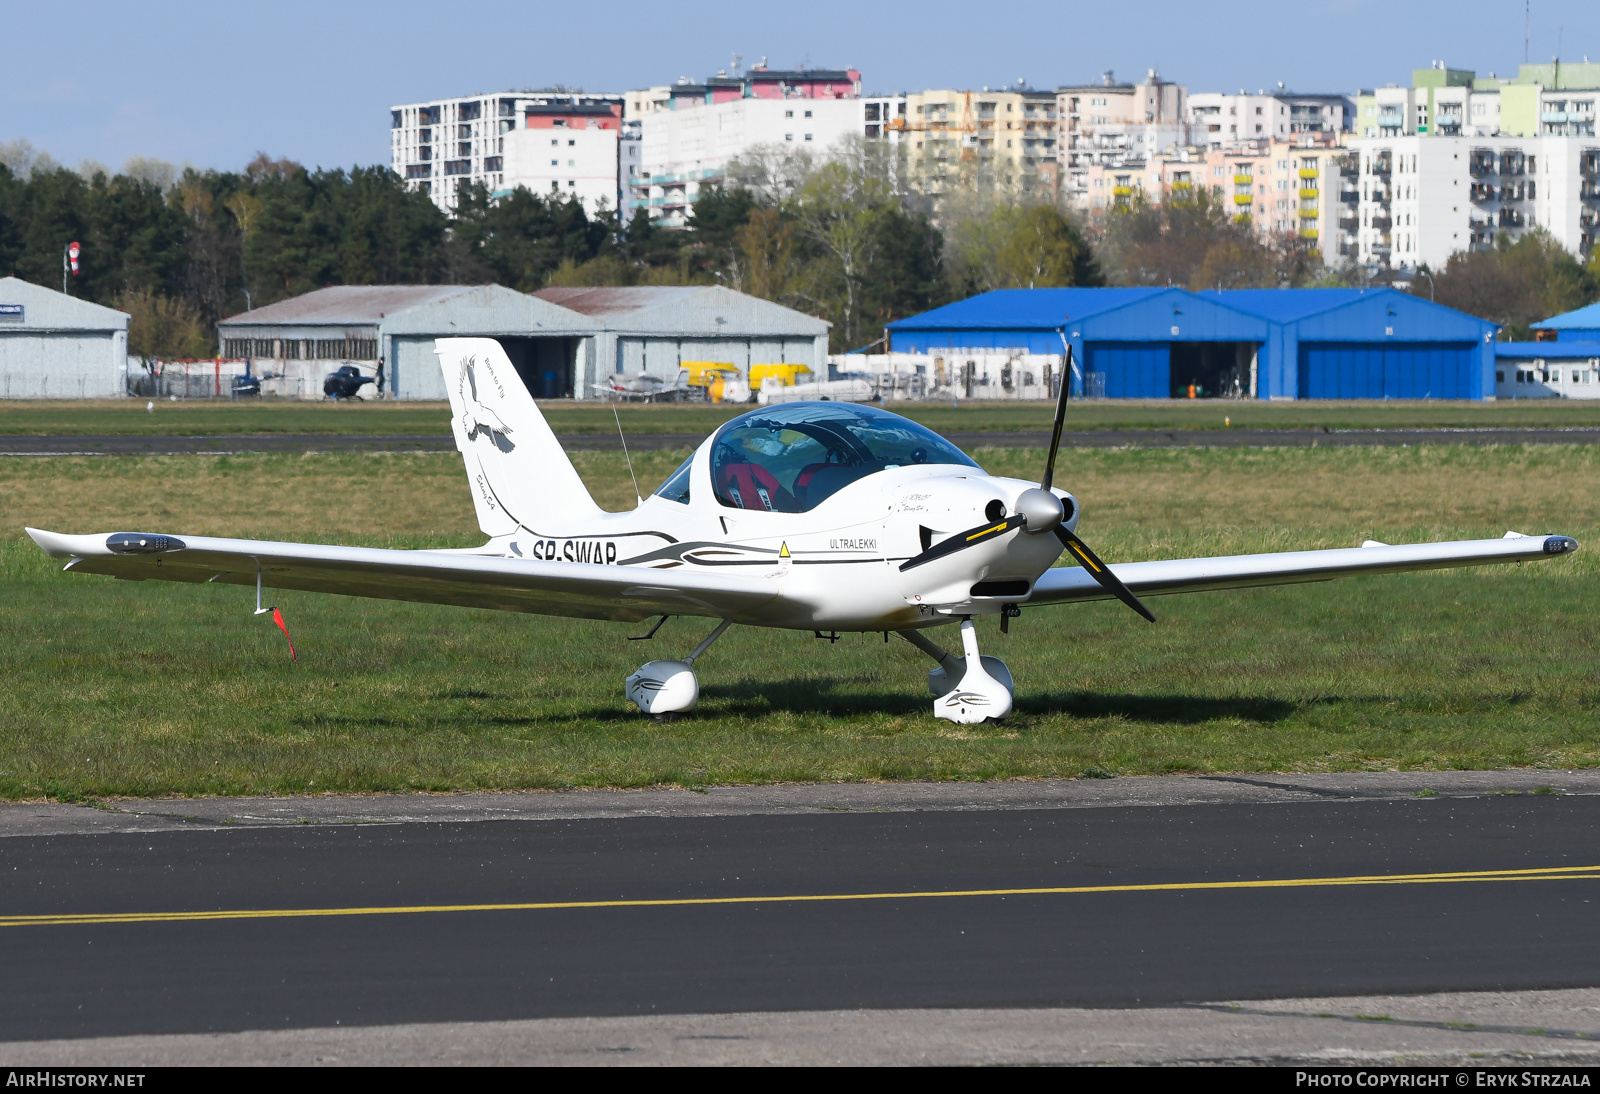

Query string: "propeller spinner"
[899, 348, 1156, 624]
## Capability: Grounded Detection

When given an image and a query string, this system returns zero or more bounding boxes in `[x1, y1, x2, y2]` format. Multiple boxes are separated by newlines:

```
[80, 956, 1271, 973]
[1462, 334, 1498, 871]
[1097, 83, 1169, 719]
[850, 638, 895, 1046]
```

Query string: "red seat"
[718, 463, 785, 511]
[795, 463, 828, 492]
[793, 463, 829, 505]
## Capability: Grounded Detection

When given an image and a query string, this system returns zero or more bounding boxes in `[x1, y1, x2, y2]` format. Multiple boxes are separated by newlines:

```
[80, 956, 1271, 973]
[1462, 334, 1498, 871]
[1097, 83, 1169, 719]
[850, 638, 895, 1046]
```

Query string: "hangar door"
[391, 336, 446, 400]
[500, 337, 576, 400]
[0, 333, 118, 397]
[616, 338, 819, 378]
[392, 336, 576, 400]
[1083, 342, 1169, 399]
[1297, 343, 1476, 400]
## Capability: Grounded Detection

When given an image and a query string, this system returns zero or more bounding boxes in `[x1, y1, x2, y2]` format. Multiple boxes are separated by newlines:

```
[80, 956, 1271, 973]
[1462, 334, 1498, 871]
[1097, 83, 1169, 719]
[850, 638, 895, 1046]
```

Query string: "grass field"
[1, 444, 1595, 800]
[5, 397, 1600, 437]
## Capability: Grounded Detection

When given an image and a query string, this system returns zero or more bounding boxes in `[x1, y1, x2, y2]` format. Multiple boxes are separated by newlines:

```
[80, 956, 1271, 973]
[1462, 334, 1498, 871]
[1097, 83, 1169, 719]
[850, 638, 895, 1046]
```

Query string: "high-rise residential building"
[391, 90, 624, 212]
[1355, 61, 1600, 140]
[1352, 136, 1600, 271]
[1186, 90, 1351, 150]
[1057, 70, 1186, 206]
[901, 86, 1058, 203]
[629, 66, 868, 227]
[501, 103, 624, 218]
[1077, 141, 1358, 262]
[862, 95, 907, 142]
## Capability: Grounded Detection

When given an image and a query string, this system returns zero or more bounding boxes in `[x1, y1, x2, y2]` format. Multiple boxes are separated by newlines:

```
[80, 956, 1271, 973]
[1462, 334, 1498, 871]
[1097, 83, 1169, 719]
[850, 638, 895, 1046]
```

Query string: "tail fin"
[435, 337, 600, 538]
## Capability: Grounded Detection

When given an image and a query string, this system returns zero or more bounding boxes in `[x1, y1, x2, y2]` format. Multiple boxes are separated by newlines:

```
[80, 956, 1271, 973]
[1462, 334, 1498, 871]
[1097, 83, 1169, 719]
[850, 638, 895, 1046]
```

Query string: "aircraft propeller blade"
[1039, 344, 1073, 493]
[1053, 525, 1156, 623]
[898, 345, 1152, 627]
[1038, 345, 1154, 623]
[898, 515, 1026, 572]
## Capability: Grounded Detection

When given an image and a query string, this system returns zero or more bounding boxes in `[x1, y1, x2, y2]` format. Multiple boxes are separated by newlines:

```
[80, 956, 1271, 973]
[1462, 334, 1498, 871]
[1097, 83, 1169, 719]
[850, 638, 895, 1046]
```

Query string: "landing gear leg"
[625, 619, 732, 715]
[896, 620, 1013, 723]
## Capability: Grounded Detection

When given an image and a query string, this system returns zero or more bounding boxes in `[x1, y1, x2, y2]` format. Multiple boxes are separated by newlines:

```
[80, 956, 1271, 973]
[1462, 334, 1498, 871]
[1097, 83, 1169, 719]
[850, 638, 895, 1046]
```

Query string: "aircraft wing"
[25, 528, 779, 624]
[1029, 534, 1579, 607]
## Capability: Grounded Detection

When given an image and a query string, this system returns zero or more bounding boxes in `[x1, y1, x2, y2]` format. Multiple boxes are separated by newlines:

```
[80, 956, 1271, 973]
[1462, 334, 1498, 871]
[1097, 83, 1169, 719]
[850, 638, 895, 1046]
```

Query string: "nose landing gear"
[897, 619, 1014, 725]
[626, 619, 732, 716]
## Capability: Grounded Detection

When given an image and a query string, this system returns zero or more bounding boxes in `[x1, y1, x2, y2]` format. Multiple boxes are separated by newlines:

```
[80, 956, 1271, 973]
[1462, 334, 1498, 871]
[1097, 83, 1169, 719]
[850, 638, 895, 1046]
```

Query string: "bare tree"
[0, 139, 57, 179]
[123, 157, 178, 192]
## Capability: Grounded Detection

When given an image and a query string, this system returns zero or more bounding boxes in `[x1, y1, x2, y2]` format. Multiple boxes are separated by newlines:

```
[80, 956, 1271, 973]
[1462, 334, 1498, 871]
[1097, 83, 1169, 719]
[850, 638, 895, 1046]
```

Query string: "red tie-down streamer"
[68, 242, 79, 275]
[269, 607, 297, 661]
[253, 562, 297, 661]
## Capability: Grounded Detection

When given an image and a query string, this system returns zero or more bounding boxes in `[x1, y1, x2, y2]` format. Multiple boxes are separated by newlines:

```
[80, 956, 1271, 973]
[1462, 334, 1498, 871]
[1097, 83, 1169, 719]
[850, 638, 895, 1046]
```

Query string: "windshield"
[709, 402, 979, 513]
[653, 454, 693, 504]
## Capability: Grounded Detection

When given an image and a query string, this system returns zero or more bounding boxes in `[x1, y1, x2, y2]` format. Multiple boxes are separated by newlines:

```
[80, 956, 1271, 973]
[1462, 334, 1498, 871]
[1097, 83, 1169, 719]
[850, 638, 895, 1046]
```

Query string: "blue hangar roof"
[890, 287, 1493, 340]
[1200, 288, 1384, 321]
[1531, 300, 1600, 331]
[886, 288, 1166, 331]
[1495, 341, 1600, 359]
[887, 287, 1271, 344]
[1208, 287, 1495, 342]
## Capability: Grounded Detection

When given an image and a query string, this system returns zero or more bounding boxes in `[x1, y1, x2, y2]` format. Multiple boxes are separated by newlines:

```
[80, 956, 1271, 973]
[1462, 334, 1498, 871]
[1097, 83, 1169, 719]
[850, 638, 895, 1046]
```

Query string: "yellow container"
[749, 363, 813, 387]
[681, 361, 740, 387]
[681, 361, 745, 403]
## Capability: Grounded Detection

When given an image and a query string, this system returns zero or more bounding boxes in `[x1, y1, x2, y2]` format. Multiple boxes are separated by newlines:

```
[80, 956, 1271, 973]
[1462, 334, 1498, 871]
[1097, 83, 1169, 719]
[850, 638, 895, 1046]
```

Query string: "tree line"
[1, 139, 1595, 358]
[0, 140, 1101, 356]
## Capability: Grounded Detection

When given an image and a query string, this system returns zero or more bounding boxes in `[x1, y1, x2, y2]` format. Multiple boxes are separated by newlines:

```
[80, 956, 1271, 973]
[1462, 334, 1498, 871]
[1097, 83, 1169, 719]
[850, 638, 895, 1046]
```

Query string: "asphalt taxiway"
[2, 426, 1598, 456]
[2, 771, 1599, 1063]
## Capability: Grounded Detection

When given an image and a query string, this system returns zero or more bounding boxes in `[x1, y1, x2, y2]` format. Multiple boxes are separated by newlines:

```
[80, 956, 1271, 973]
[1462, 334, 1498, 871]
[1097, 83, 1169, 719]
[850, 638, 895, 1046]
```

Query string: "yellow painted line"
[1069, 542, 1102, 572]
[4, 865, 1599, 929]
[966, 522, 1008, 542]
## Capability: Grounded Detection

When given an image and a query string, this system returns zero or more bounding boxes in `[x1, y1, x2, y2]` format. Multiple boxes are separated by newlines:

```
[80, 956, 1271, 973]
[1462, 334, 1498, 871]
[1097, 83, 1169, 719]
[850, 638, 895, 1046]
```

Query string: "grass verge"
[1, 445, 1595, 798]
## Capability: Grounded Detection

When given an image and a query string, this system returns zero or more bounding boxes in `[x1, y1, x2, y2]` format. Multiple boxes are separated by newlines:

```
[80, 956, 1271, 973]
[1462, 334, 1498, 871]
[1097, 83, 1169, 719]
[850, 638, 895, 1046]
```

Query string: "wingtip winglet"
[24, 527, 113, 560]
[25, 527, 73, 559]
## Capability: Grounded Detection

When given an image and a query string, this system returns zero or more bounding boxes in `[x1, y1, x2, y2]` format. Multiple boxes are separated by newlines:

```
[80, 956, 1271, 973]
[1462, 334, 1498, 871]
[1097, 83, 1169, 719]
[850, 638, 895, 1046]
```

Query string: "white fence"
[126, 358, 380, 400]
[828, 351, 1067, 401]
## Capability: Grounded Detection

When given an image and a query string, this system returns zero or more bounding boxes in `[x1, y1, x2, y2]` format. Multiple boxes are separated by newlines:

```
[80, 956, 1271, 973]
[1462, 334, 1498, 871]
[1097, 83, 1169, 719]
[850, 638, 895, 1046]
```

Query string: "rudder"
[435, 337, 601, 538]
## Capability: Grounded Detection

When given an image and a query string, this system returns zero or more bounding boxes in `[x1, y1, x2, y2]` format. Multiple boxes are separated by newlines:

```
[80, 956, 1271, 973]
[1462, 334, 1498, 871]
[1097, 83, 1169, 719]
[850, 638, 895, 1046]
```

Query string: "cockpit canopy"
[694, 402, 979, 513]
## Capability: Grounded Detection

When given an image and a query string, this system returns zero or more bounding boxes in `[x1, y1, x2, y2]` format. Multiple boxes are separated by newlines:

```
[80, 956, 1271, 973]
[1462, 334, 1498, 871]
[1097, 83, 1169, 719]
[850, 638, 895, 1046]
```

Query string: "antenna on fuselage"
[613, 404, 643, 508]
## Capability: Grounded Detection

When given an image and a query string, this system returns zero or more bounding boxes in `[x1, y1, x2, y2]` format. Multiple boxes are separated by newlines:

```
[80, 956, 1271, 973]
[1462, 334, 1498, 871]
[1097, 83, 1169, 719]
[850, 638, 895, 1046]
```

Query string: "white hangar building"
[0, 277, 129, 398]
[217, 285, 598, 400]
[219, 283, 831, 400]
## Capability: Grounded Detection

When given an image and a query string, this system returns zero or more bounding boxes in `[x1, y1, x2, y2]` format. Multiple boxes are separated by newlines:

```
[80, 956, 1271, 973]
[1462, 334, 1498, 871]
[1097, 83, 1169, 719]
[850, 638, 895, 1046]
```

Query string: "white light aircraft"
[28, 338, 1580, 724]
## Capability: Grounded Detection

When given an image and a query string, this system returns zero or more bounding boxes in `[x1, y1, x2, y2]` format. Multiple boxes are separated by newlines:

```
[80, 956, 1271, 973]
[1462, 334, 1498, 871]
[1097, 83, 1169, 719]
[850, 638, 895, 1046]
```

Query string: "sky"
[3, 0, 1598, 174]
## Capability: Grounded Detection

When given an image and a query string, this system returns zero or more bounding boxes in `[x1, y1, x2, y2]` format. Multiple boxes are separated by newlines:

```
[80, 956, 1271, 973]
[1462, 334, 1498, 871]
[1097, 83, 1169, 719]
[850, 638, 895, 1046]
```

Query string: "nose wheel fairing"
[897, 621, 1014, 725]
[931, 619, 1014, 724]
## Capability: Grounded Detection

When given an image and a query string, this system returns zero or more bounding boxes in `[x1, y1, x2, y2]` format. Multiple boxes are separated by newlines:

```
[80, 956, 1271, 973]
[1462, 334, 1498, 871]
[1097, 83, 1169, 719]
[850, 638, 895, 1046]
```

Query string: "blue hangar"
[1531, 300, 1600, 343]
[885, 288, 1499, 400]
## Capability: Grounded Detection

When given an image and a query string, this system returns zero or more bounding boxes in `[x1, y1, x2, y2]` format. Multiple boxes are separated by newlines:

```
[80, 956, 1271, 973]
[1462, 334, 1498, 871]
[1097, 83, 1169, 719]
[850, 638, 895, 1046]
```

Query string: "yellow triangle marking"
[779, 542, 790, 558]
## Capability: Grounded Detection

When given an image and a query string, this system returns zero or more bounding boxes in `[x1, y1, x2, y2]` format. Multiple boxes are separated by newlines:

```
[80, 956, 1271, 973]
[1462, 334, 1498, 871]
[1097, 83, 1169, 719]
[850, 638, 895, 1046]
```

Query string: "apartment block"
[1248, 147, 1354, 255]
[903, 86, 1058, 200]
[1058, 70, 1185, 205]
[1187, 91, 1351, 150]
[634, 97, 869, 227]
[862, 96, 907, 141]
[1353, 136, 1600, 271]
[501, 103, 623, 217]
[1356, 61, 1600, 140]
[1079, 141, 1357, 262]
[629, 67, 868, 227]
[391, 90, 624, 212]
